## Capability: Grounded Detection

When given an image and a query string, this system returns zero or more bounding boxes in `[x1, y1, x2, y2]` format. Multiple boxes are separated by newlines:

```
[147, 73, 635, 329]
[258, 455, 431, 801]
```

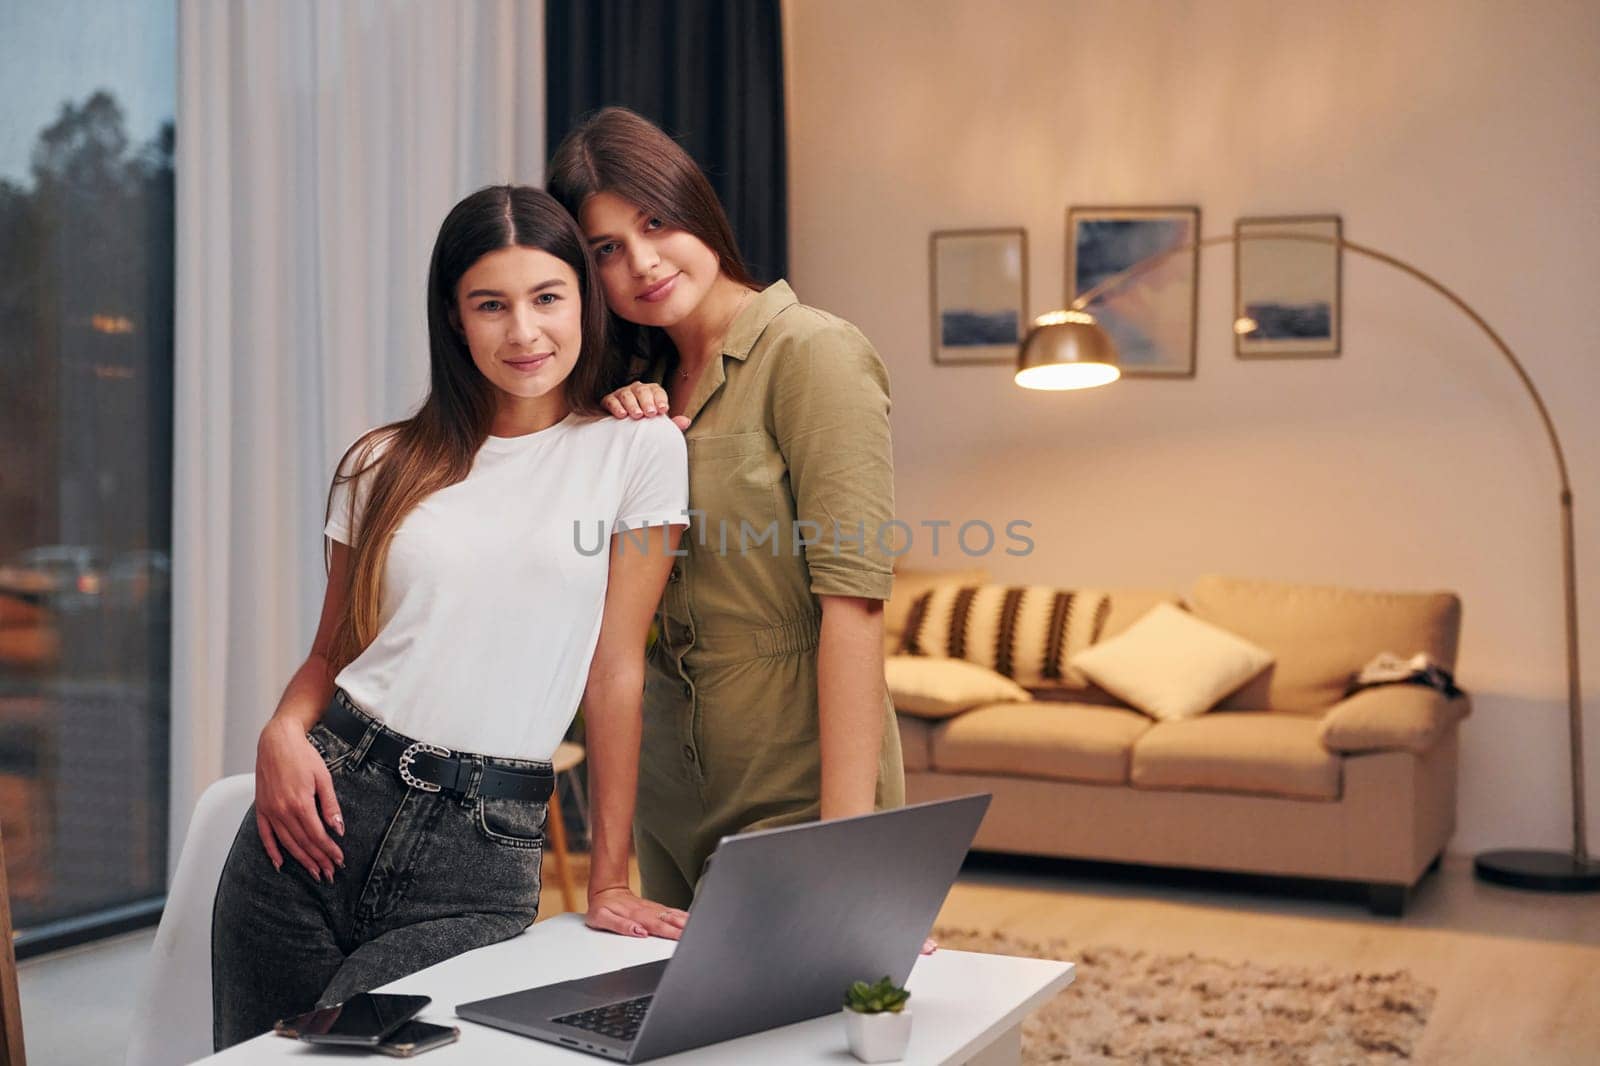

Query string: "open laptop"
[456, 793, 990, 1062]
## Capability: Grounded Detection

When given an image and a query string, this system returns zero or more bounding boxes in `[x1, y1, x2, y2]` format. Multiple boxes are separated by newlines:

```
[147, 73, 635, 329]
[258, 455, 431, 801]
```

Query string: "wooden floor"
[541, 849, 1600, 1064]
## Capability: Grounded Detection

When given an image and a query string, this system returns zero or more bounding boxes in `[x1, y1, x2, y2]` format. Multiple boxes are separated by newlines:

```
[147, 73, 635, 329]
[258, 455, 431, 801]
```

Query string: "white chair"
[126, 774, 254, 1066]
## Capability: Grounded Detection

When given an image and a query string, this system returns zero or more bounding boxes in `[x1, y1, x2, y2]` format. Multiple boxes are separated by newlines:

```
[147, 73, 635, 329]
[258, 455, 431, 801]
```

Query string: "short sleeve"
[616, 417, 690, 530]
[769, 319, 896, 601]
[323, 430, 395, 545]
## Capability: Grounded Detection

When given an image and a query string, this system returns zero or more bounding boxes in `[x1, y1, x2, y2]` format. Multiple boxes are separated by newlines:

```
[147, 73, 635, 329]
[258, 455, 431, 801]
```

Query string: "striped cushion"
[898, 585, 1111, 689]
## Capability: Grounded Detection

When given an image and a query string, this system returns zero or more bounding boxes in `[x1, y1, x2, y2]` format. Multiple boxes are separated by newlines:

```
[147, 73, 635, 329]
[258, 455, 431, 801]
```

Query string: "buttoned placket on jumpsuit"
[634, 281, 906, 910]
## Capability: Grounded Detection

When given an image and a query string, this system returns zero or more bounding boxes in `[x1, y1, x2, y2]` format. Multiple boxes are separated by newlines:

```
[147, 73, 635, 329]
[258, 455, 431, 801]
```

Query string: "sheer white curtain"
[171, 0, 546, 866]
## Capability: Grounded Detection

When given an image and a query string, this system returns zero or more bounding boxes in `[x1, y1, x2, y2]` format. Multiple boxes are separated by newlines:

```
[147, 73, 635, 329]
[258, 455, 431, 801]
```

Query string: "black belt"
[323, 693, 554, 803]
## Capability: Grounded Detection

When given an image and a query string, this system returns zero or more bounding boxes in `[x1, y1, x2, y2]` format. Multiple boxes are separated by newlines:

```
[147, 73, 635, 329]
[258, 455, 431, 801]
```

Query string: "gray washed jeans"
[211, 707, 547, 1049]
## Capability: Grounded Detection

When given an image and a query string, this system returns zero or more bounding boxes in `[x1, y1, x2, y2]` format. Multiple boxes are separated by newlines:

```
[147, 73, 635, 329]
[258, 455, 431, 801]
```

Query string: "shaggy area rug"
[932, 928, 1437, 1065]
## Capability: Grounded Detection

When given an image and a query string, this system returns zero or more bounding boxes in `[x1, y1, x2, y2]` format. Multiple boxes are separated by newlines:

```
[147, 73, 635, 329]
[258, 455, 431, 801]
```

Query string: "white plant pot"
[843, 1007, 913, 1063]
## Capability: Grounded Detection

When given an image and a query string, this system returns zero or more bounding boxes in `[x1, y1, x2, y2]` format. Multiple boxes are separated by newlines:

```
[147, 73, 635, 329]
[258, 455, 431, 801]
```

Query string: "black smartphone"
[277, 992, 432, 1046]
[374, 1020, 461, 1058]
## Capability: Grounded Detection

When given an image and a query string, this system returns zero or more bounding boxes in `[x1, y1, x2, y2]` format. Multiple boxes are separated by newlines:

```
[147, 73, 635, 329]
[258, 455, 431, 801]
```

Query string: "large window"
[0, 2, 175, 950]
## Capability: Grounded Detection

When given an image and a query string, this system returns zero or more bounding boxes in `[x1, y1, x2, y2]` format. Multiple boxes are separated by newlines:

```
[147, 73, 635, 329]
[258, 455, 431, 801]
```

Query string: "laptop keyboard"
[552, 995, 654, 1042]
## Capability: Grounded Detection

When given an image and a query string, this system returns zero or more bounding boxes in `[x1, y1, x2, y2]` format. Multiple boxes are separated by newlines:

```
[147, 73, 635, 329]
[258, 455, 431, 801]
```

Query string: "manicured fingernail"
[332, 815, 345, 835]
[633, 925, 646, 937]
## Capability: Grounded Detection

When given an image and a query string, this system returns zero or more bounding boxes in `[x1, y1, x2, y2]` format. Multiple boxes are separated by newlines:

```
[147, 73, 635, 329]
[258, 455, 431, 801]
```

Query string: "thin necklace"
[676, 289, 753, 380]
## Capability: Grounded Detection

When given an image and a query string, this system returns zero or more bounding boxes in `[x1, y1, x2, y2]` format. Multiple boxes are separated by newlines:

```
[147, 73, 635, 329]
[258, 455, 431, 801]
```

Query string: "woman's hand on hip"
[254, 716, 345, 881]
[585, 886, 689, 940]
[600, 382, 689, 431]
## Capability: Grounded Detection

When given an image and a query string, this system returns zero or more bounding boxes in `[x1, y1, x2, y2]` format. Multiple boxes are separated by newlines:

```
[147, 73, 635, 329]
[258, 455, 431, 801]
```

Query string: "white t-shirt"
[324, 413, 688, 761]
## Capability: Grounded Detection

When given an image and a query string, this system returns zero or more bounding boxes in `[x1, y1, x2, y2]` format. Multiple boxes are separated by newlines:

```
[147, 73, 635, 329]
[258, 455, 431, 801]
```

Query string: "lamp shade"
[1014, 310, 1121, 391]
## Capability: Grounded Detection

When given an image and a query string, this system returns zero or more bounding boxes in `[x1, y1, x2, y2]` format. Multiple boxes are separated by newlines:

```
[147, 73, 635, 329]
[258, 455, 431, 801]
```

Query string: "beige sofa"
[888, 573, 1469, 915]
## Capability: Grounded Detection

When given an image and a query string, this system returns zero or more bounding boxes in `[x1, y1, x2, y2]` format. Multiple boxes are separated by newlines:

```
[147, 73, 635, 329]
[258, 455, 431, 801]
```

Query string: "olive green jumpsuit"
[635, 281, 905, 908]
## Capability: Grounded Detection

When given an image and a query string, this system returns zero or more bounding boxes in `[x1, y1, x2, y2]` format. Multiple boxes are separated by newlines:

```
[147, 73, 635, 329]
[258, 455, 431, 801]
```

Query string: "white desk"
[200, 914, 1074, 1065]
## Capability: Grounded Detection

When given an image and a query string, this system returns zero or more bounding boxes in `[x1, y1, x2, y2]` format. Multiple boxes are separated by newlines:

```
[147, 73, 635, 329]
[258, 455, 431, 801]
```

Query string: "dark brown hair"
[547, 107, 759, 367]
[326, 184, 616, 669]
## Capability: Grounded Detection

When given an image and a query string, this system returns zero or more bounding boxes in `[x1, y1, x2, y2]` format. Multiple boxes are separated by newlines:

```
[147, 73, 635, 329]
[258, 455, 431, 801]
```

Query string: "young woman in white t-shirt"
[211, 185, 690, 1049]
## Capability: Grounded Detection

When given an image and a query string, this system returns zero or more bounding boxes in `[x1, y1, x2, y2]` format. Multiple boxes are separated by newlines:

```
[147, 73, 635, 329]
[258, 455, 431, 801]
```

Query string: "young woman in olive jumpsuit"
[549, 108, 905, 909]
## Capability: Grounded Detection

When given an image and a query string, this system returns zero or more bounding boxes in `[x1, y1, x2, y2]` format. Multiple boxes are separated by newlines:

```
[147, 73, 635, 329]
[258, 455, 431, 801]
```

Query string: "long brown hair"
[325, 184, 615, 670]
[547, 107, 760, 370]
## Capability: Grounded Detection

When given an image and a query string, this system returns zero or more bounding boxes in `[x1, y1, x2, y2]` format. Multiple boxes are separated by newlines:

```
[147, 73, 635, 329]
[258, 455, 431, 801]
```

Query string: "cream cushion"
[1188, 575, 1463, 713]
[1130, 712, 1341, 800]
[885, 655, 1033, 719]
[1069, 603, 1274, 721]
[930, 701, 1152, 784]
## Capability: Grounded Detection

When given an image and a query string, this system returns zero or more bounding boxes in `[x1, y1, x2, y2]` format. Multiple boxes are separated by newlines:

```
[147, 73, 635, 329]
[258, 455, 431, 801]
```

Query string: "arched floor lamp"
[1018, 230, 1597, 892]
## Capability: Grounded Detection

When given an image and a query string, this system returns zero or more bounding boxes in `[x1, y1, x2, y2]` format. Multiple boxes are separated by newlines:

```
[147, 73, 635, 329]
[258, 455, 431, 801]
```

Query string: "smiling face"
[454, 245, 582, 428]
[579, 190, 722, 329]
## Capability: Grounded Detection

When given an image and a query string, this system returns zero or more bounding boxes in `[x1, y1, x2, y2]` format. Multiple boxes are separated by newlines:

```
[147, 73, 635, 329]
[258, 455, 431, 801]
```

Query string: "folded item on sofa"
[1349, 651, 1462, 698]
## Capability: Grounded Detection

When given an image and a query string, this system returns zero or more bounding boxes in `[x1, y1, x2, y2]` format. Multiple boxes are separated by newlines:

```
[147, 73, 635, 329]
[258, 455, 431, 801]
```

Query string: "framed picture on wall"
[929, 228, 1028, 366]
[1066, 205, 1200, 378]
[1234, 214, 1342, 358]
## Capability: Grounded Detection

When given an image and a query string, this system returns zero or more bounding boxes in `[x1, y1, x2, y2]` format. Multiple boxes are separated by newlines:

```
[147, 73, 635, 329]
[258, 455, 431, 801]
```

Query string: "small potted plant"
[842, 976, 913, 1063]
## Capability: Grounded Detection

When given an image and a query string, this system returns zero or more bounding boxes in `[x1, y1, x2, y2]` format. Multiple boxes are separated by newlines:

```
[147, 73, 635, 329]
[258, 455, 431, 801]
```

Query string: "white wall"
[784, 0, 1600, 855]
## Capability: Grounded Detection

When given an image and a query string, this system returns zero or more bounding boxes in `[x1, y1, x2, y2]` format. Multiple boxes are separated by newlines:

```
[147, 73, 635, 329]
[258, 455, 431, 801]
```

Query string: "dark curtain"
[545, 0, 787, 283]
